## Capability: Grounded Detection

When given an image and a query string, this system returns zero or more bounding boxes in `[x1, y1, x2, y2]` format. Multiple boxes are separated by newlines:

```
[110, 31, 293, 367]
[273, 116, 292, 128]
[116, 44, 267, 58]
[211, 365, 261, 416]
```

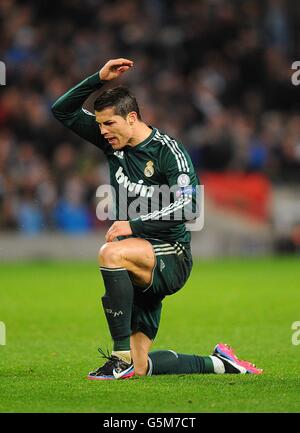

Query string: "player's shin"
[100, 267, 133, 363]
[147, 349, 255, 375]
[147, 350, 215, 375]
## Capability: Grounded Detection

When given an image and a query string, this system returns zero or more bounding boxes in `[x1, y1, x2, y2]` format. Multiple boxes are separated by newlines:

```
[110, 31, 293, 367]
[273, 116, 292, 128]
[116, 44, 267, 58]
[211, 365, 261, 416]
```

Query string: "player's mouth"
[106, 137, 117, 145]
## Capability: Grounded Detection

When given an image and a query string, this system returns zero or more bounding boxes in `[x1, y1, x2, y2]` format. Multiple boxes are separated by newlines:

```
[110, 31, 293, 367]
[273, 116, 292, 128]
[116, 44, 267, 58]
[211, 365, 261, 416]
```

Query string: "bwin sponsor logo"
[115, 166, 155, 198]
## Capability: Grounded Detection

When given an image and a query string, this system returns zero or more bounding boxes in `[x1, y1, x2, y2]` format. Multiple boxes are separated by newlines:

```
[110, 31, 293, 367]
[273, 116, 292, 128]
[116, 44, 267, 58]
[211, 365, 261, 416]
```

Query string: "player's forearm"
[51, 72, 104, 124]
[129, 195, 200, 235]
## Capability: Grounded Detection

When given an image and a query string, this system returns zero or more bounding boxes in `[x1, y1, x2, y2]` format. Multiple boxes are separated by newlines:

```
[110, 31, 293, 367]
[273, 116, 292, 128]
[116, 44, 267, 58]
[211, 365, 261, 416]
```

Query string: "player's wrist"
[129, 218, 143, 235]
[86, 72, 106, 88]
[99, 71, 109, 81]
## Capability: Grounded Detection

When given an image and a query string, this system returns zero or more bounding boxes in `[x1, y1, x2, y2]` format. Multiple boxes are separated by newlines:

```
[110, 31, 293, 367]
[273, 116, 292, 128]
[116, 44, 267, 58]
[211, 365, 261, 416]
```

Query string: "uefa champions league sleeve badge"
[177, 174, 190, 187]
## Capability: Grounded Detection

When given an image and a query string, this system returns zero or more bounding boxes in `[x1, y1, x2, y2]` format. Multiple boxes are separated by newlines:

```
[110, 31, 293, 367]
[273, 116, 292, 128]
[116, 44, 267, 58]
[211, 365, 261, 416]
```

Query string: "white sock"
[112, 350, 131, 364]
[210, 355, 225, 374]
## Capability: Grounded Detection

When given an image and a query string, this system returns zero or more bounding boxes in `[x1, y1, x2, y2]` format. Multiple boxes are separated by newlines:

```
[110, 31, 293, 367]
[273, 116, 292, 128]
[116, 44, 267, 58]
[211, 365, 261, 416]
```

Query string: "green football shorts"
[130, 238, 193, 341]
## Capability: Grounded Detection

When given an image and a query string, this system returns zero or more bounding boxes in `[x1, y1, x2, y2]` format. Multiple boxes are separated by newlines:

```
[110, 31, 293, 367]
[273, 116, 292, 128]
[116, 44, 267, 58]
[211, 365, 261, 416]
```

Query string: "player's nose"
[99, 125, 108, 135]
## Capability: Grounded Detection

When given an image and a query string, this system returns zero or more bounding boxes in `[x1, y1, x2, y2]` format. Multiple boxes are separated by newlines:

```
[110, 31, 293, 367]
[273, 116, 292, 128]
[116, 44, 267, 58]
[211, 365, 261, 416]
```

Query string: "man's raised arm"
[51, 58, 133, 148]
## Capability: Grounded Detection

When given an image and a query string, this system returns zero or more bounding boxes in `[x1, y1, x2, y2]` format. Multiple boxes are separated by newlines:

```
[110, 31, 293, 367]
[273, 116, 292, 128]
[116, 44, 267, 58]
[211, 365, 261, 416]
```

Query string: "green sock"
[100, 267, 133, 351]
[148, 350, 214, 375]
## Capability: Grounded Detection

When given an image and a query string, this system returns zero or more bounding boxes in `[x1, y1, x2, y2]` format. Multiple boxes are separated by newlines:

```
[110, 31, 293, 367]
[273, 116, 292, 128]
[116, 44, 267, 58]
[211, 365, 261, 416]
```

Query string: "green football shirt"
[52, 73, 200, 246]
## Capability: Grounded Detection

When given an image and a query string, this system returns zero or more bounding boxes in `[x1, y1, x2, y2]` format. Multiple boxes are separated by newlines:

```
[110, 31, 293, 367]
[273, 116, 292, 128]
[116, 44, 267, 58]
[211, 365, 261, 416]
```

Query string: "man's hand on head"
[105, 221, 133, 242]
[99, 58, 134, 81]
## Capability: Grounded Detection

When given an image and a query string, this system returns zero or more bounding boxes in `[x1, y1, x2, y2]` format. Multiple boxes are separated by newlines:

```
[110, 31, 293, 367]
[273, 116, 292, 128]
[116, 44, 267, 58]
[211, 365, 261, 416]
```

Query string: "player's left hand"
[105, 221, 132, 242]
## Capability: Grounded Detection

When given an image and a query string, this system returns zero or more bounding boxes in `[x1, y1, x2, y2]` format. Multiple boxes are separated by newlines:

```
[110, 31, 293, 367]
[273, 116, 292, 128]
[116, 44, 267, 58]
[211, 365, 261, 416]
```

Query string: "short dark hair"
[94, 86, 141, 120]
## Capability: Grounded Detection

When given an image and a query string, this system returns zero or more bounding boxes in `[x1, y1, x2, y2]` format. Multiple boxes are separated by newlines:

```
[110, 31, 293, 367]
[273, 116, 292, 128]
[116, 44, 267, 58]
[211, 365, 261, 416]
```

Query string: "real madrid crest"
[144, 160, 154, 177]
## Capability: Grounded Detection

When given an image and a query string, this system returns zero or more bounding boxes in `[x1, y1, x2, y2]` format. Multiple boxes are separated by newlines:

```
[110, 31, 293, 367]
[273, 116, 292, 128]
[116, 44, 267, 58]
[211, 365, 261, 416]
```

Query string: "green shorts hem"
[131, 322, 159, 341]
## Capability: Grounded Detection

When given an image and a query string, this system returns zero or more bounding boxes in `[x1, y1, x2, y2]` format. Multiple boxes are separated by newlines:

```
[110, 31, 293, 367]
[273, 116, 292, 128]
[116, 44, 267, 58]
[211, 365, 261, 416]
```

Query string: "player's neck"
[127, 122, 153, 147]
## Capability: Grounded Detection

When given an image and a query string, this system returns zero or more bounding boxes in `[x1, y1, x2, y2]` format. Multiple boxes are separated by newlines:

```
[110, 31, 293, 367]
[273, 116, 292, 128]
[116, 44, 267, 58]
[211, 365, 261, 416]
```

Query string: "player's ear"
[127, 111, 137, 125]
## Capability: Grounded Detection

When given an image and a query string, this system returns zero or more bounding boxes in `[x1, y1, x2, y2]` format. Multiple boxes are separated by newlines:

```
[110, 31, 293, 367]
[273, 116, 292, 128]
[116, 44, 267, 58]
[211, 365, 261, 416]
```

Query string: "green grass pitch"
[1, 257, 300, 413]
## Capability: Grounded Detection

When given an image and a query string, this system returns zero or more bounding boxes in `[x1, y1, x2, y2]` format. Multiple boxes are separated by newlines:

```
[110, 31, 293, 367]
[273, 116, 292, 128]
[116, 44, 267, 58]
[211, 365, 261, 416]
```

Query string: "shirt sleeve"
[51, 73, 110, 152]
[129, 140, 200, 235]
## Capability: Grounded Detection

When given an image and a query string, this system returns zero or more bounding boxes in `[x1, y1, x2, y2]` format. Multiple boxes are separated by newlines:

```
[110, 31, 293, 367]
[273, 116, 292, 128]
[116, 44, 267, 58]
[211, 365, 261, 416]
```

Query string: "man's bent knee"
[98, 243, 124, 267]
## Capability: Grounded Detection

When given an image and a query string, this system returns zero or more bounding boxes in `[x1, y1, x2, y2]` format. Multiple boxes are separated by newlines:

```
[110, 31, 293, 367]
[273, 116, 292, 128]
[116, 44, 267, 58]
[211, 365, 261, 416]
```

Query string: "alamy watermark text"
[0, 322, 6, 345]
[0, 61, 6, 85]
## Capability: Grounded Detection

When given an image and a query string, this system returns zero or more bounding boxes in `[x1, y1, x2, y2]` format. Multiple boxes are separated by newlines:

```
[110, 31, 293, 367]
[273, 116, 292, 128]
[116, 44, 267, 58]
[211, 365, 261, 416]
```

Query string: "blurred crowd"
[1, 0, 300, 234]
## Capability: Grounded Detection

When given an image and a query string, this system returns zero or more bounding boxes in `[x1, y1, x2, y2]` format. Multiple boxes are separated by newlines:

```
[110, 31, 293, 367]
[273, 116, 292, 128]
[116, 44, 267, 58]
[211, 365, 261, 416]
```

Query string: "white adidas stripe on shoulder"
[154, 131, 183, 172]
[154, 130, 189, 172]
[165, 134, 189, 172]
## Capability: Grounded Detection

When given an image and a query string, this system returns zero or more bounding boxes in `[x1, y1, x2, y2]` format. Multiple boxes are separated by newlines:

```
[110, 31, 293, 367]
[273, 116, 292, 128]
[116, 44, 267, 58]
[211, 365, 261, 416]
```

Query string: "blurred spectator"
[53, 176, 92, 234]
[17, 190, 45, 235]
[275, 222, 300, 254]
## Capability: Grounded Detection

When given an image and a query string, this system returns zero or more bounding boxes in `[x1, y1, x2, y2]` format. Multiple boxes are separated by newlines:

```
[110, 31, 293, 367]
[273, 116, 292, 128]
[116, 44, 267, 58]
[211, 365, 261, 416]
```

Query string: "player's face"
[95, 107, 133, 149]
